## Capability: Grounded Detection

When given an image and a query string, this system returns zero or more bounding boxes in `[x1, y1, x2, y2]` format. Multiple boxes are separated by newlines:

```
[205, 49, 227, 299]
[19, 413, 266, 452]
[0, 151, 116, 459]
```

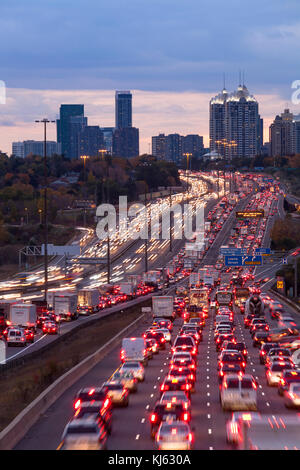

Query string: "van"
[220, 374, 257, 411]
[120, 338, 148, 365]
[7, 328, 27, 346]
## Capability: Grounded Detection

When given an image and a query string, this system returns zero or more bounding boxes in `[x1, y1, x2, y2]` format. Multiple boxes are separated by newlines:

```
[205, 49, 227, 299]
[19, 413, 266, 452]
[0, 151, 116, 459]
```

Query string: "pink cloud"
[0, 88, 298, 155]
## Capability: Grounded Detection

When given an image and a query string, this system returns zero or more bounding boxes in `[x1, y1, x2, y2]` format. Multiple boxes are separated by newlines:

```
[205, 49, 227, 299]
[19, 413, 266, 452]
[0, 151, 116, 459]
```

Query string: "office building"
[182, 134, 204, 158]
[293, 114, 300, 154]
[12, 141, 24, 158]
[101, 127, 115, 154]
[165, 134, 182, 163]
[115, 91, 132, 129]
[269, 109, 296, 157]
[79, 126, 105, 158]
[56, 104, 86, 159]
[112, 127, 139, 158]
[152, 134, 166, 159]
[12, 140, 58, 158]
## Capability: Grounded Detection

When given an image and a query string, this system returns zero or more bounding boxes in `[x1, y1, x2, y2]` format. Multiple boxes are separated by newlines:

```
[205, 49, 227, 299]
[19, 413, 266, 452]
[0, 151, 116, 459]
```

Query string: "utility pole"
[295, 257, 298, 299]
[35, 118, 55, 301]
[106, 153, 110, 284]
[80, 155, 89, 227]
[144, 188, 148, 273]
[169, 187, 172, 252]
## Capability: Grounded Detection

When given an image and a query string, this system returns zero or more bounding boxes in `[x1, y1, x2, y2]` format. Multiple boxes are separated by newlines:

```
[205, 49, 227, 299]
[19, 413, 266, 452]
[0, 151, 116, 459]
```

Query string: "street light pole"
[35, 118, 55, 302]
[80, 155, 89, 227]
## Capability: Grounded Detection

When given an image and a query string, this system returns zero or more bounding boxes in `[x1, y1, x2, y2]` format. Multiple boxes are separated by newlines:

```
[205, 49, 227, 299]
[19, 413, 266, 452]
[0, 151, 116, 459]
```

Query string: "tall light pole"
[183, 153, 192, 192]
[80, 155, 89, 226]
[35, 118, 55, 301]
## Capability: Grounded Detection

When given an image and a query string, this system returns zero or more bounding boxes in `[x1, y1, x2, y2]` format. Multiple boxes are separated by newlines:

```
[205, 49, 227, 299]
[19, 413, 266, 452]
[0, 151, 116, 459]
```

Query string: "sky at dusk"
[0, 0, 300, 154]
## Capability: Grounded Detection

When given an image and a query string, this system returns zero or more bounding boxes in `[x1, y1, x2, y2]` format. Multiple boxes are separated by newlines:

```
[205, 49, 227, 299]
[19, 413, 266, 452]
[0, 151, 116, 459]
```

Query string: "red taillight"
[183, 412, 189, 421]
[160, 384, 165, 391]
[74, 399, 81, 410]
[151, 413, 157, 423]
[161, 338, 165, 343]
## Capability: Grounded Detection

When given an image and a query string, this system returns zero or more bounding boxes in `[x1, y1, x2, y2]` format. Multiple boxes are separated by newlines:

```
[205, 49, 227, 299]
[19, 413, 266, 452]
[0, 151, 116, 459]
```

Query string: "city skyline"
[2, 85, 300, 157]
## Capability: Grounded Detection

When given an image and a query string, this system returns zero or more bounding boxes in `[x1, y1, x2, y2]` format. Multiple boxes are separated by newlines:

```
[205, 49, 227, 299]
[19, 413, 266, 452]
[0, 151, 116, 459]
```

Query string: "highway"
[2, 171, 299, 451]
[15, 173, 300, 450]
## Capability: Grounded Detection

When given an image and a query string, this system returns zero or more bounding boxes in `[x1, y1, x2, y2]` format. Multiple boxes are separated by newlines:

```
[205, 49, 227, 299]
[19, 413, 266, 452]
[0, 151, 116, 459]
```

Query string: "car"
[168, 366, 196, 391]
[60, 417, 108, 450]
[170, 356, 196, 372]
[252, 331, 271, 347]
[218, 352, 246, 371]
[150, 401, 191, 438]
[266, 361, 295, 386]
[160, 391, 191, 411]
[119, 361, 145, 382]
[216, 333, 235, 351]
[73, 386, 110, 410]
[155, 420, 193, 450]
[157, 328, 172, 343]
[259, 343, 279, 364]
[226, 412, 262, 445]
[220, 374, 258, 411]
[145, 338, 158, 357]
[144, 331, 166, 350]
[160, 376, 192, 398]
[218, 363, 244, 383]
[225, 342, 248, 360]
[284, 383, 300, 408]
[42, 321, 58, 334]
[110, 371, 138, 392]
[102, 382, 129, 407]
[6, 327, 27, 346]
[278, 370, 300, 396]
[73, 400, 112, 434]
[172, 336, 197, 356]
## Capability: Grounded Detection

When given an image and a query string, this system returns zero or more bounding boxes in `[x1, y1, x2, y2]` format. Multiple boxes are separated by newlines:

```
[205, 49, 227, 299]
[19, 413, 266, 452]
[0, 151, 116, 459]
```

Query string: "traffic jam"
[55, 178, 300, 451]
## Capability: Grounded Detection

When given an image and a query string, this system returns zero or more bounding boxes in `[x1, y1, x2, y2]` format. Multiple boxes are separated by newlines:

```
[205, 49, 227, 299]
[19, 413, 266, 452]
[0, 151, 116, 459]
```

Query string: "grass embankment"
[0, 301, 150, 431]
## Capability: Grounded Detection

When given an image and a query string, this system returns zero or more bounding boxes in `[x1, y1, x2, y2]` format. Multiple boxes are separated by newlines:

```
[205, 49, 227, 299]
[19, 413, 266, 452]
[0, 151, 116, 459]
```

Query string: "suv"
[150, 401, 190, 438]
[6, 328, 27, 347]
[220, 374, 258, 411]
[61, 417, 108, 450]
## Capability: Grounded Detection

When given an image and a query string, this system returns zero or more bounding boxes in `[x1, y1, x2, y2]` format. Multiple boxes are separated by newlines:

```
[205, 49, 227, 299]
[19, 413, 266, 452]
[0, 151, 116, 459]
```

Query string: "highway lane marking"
[136, 434, 140, 440]
[141, 418, 145, 423]
[6, 334, 47, 361]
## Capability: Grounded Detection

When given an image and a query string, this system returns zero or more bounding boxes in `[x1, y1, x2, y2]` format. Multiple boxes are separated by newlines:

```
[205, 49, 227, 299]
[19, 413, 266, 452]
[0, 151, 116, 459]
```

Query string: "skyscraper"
[79, 126, 105, 157]
[112, 127, 139, 158]
[56, 104, 86, 159]
[152, 134, 166, 159]
[294, 114, 300, 154]
[115, 91, 132, 128]
[269, 109, 296, 157]
[165, 134, 182, 163]
[182, 134, 204, 158]
[210, 83, 260, 159]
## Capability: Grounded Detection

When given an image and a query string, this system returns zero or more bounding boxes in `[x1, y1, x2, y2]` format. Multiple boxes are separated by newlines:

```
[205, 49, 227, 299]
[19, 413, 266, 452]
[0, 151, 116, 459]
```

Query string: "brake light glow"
[74, 399, 81, 409]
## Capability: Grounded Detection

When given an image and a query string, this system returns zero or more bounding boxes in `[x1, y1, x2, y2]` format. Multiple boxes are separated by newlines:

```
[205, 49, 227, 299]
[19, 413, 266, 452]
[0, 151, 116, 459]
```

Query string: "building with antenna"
[209, 78, 262, 159]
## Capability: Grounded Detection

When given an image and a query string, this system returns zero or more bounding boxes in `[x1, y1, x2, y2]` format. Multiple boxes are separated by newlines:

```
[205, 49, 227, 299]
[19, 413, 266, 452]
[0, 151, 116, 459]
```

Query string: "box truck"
[119, 282, 136, 299]
[77, 289, 99, 314]
[54, 293, 78, 321]
[9, 303, 37, 330]
[152, 296, 174, 320]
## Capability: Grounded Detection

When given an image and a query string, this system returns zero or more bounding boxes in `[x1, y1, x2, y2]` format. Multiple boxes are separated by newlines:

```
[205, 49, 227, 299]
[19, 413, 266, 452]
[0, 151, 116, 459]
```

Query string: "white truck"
[9, 303, 37, 330]
[121, 337, 148, 365]
[143, 270, 161, 289]
[119, 282, 136, 299]
[54, 293, 78, 321]
[152, 296, 174, 321]
[189, 272, 201, 287]
[237, 414, 300, 450]
[77, 289, 99, 314]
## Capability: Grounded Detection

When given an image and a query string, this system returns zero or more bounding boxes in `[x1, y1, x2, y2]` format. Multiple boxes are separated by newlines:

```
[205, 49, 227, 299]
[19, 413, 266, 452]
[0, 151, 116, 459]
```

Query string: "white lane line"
[6, 334, 47, 361]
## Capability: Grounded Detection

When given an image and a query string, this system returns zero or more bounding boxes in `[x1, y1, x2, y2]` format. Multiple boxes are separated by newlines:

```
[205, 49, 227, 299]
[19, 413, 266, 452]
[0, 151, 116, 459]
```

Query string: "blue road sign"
[255, 248, 271, 255]
[224, 255, 263, 267]
[221, 248, 247, 255]
[224, 256, 243, 266]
